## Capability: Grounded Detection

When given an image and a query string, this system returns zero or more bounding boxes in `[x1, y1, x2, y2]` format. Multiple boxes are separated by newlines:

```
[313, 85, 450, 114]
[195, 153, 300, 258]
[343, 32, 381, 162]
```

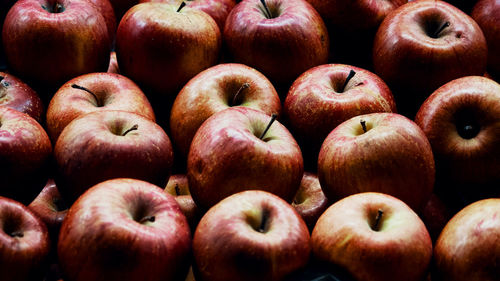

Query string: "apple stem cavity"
[341, 70, 356, 92]
[258, 210, 270, 233]
[122, 124, 139, 136]
[260, 0, 272, 19]
[360, 119, 367, 133]
[259, 113, 278, 140]
[231, 82, 250, 106]
[139, 215, 155, 224]
[71, 84, 102, 107]
[175, 184, 180, 196]
[372, 209, 384, 231]
[177, 1, 186, 12]
[42, 2, 65, 13]
[9, 231, 24, 238]
[434, 21, 450, 38]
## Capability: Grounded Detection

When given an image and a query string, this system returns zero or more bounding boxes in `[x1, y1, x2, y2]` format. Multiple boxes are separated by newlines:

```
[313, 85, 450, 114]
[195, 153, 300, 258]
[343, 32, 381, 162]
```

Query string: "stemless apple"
[472, 0, 500, 78]
[0, 72, 44, 123]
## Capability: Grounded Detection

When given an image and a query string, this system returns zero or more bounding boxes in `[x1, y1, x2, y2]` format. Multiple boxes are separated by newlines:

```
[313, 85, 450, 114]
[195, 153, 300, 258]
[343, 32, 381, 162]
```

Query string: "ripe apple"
[472, 0, 500, 78]
[54, 110, 174, 202]
[433, 198, 500, 281]
[291, 172, 329, 231]
[2, 0, 110, 93]
[187, 107, 303, 210]
[223, 0, 329, 88]
[0, 72, 44, 123]
[415, 76, 500, 197]
[373, 0, 488, 116]
[170, 63, 281, 157]
[284, 64, 396, 169]
[46, 72, 155, 142]
[116, 2, 221, 98]
[0, 106, 52, 205]
[193, 190, 310, 281]
[58, 178, 192, 281]
[318, 112, 435, 212]
[164, 174, 201, 231]
[311, 192, 433, 281]
[0, 196, 51, 281]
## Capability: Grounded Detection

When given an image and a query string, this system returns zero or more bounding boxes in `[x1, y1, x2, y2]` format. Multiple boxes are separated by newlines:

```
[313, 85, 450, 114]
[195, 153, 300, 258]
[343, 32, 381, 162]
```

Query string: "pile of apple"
[0, 0, 499, 280]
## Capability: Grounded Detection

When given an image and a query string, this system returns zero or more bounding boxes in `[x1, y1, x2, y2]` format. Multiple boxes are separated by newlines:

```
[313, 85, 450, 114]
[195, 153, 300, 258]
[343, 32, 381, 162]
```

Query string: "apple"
[2, 0, 110, 93]
[193, 190, 310, 281]
[116, 2, 221, 98]
[187, 107, 303, 210]
[291, 172, 329, 231]
[0, 196, 51, 281]
[170, 63, 281, 157]
[58, 178, 192, 281]
[284, 64, 396, 170]
[318, 112, 435, 212]
[88, 0, 117, 45]
[472, 0, 500, 79]
[415, 76, 500, 196]
[46, 72, 155, 142]
[419, 193, 455, 243]
[54, 110, 174, 203]
[139, 0, 236, 31]
[373, 0, 488, 116]
[0, 71, 44, 123]
[0, 106, 52, 205]
[433, 198, 500, 281]
[312, 192, 432, 281]
[223, 0, 329, 89]
[164, 174, 201, 231]
[107, 51, 120, 73]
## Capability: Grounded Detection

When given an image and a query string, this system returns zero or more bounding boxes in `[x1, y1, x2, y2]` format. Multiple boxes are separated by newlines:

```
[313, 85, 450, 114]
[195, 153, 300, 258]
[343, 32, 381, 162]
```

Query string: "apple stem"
[139, 215, 155, 224]
[260, 0, 272, 19]
[177, 1, 186, 12]
[175, 184, 180, 196]
[231, 82, 250, 106]
[71, 84, 102, 107]
[372, 209, 383, 231]
[9, 231, 24, 238]
[259, 113, 278, 140]
[434, 21, 450, 38]
[122, 124, 138, 136]
[360, 119, 367, 133]
[341, 70, 356, 92]
[258, 210, 270, 233]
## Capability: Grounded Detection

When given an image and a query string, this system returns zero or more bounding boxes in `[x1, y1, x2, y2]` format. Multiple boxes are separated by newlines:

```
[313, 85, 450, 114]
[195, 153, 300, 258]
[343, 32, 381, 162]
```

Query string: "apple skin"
[46, 72, 155, 143]
[88, 0, 117, 45]
[170, 63, 281, 157]
[0, 106, 52, 205]
[57, 178, 192, 281]
[223, 0, 329, 88]
[2, 0, 111, 93]
[311, 192, 433, 281]
[54, 110, 174, 203]
[0, 196, 51, 281]
[187, 107, 304, 210]
[472, 0, 500, 78]
[116, 2, 221, 98]
[0, 72, 44, 123]
[193, 190, 310, 281]
[433, 198, 500, 281]
[419, 193, 454, 243]
[318, 112, 435, 212]
[107, 51, 120, 73]
[415, 76, 500, 194]
[291, 172, 329, 231]
[164, 174, 201, 231]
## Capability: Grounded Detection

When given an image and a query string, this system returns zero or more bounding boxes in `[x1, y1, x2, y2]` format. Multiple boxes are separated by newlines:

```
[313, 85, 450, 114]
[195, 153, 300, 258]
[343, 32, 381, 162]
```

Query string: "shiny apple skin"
[318, 113, 435, 212]
[54, 110, 174, 202]
[0, 196, 51, 281]
[193, 190, 310, 281]
[164, 174, 201, 230]
[116, 2, 221, 97]
[223, 0, 329, 86]
[58, 178, 192, 281]
[433, 198, 500, 281]
[46, 72, 155, 143]
[373, 0, 487, 96]
[88, 0, 117, 44]
[0, 72, 44, 123]
[170, 63, 281, 157]
[415, 76, 500, 189]
[472, 0, 500, 78]
[291, 172, 329, 231]
[312, 192, 432, 281]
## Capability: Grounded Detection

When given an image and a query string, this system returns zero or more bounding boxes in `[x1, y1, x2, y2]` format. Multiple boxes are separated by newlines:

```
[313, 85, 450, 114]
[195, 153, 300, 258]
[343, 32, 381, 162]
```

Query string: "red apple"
[0, 106, 52, 205]
[193, 190, 310, 281]
[87, 0, 117, 44]
[54, 110, 174, 202]
[420, 193, 454, 243]
[0, 72, 44, 123]
[58, 178, 192, 281]
[433, 198, 500, 281]
[318, 112, 435, 212]
[116, 2, 221, 98]
[46, 72, 155, 142]
[164, 174, 201, 231]
[2, 0, 111, 92]
[107, 51, 120, 73]
[187, 107, 303, 210]
[223, 0, 329, 88]
[291, 172, 329, 231]
[170, 63, 281, 157]
[472, 0, 500, 78]
[311, 192, 433, 281]
[0, 196, 51, 281]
